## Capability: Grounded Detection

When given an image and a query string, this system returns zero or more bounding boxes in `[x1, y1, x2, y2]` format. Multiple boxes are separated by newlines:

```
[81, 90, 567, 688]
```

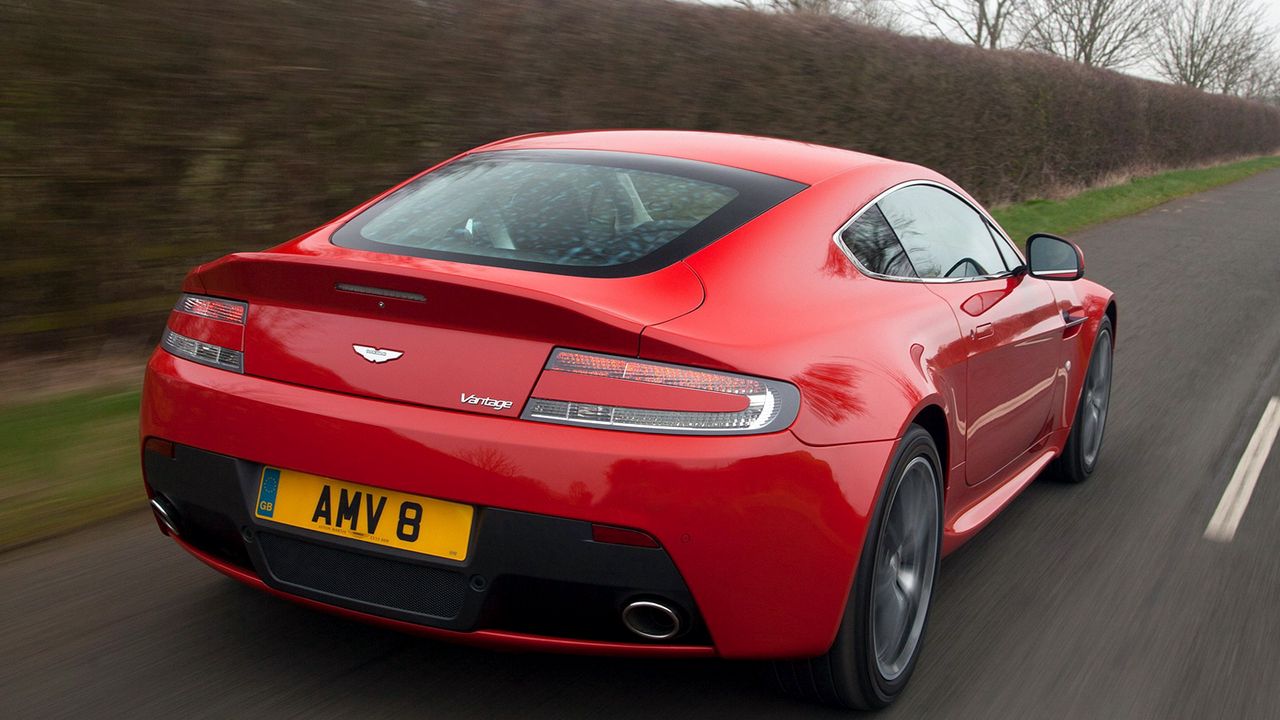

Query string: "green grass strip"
[0, 388, 142, 550]
[992, 155, 1280, 244]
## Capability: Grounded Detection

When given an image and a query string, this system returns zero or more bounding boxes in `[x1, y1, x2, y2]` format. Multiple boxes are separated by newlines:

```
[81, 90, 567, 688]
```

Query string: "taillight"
[176, 294, 247, 323]
[522, 349, 800, 435]
[160, 293, 247, 373]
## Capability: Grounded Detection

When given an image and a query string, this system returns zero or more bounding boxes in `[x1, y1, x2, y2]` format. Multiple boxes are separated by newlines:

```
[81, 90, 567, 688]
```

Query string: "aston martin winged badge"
[353, 345, 404, 364]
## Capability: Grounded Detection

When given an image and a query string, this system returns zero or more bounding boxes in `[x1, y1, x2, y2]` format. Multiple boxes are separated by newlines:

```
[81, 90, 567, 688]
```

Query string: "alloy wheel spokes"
[871, 456, 939, 682]
[1081, 331, 1112, 467]
[874, 579, 910, 660]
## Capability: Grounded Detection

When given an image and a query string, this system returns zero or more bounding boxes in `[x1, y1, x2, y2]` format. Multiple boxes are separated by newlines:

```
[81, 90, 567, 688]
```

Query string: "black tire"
[772, 425, 943, 710]
[1050, 317, 1113, 484]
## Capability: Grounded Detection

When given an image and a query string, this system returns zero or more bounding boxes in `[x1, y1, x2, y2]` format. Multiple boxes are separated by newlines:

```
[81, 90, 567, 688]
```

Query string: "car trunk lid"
[188, 251, 704, 417]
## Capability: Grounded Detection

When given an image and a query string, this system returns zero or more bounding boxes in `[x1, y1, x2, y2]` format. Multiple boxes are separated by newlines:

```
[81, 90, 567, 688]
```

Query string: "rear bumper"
[141, 350, 896, 658]
[146, 442, 709, 645]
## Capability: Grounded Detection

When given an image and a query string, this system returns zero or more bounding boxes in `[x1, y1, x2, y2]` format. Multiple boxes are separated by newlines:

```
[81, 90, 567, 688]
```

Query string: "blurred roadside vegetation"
[4, 0, 1280, 360]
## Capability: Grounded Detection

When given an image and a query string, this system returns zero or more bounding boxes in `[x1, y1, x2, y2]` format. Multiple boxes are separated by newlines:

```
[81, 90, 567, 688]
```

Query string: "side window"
[988, 222, 1024, 270]
[840, 204, 917, 278]
[878, 185, 1007, 279]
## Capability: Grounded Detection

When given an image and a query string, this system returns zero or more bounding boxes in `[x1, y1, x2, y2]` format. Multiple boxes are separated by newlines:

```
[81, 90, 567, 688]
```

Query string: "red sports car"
[140, 130, 1114, 710]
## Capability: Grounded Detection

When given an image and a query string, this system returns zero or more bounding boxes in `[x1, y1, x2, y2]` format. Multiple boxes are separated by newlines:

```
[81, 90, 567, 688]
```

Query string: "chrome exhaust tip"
[150, 496, 179, 537]
[622, 600, 682, 641]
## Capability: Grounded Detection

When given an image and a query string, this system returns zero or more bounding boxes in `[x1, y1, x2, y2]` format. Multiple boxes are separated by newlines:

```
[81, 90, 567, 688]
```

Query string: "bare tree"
[1214, 27, 1275, 95]
[1022, 0, 1154, 70]
[1239, 52, 1280, 104]
[912, 0, 1026, 49]
[1151, 0, 1273, 92]
[730, 0, 905, 30]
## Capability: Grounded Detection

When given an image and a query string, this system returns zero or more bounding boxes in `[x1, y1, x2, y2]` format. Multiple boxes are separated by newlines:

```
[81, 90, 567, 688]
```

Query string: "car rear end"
[140, 147, 895, 658]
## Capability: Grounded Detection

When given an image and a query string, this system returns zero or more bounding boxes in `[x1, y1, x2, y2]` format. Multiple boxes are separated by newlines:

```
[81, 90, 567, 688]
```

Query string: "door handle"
[971, 323, 994, 340]
[1062, 308, 1087, 329]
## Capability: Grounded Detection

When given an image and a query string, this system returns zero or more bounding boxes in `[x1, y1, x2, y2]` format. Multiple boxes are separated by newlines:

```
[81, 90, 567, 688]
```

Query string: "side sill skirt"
[942, 449, 1056, 554]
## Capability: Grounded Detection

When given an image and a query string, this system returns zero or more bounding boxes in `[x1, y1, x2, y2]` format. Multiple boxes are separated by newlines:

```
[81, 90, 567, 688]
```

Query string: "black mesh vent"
[258, 532, 467, 619]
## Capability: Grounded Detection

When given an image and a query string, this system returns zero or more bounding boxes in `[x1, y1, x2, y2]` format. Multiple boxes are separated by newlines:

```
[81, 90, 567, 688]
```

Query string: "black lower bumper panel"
[143, 443, 707, 644]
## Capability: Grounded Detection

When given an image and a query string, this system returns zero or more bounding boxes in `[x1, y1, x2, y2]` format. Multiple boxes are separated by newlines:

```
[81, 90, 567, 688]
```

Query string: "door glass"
[879, 186, 1007, 279]
[988, 223, 1024, 270]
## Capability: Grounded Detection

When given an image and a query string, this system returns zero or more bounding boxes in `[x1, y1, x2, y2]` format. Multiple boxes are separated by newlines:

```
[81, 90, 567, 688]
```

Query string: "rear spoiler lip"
[194, 250, 654, 324]
[186, 249, 707, 357]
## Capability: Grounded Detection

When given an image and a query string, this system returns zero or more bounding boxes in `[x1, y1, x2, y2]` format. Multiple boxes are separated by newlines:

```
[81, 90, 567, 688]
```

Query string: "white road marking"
[1205, 396, 1280, 543]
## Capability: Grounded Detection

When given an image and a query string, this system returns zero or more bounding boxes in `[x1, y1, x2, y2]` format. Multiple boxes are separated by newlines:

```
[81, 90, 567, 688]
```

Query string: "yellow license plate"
[254, 467, 473, 561]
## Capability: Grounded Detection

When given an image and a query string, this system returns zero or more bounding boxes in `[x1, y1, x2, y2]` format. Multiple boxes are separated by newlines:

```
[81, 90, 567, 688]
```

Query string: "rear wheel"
[1051, 318, 1113, 483]
[773, 425, 942, 710]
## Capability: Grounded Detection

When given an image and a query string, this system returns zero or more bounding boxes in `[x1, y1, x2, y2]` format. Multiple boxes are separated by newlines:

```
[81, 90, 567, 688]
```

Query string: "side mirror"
[1026, 233, 1084, 280]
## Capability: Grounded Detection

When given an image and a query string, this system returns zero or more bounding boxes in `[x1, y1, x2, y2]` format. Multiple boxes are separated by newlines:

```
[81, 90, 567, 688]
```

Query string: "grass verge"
[0, 388, 142, 551]
[992, 155, 1280, 243]
[3, 154, 1280, 551]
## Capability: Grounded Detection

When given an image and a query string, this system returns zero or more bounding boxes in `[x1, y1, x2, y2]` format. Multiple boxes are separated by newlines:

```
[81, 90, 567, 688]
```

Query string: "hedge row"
[3, 0, 1279, 353]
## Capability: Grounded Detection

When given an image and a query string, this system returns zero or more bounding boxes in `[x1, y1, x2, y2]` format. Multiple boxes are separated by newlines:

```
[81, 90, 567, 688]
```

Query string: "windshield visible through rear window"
[331, 149, 805, 277]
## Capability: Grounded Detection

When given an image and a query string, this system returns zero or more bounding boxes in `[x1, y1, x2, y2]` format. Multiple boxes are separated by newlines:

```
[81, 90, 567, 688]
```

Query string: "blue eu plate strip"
[256, 468, 280, 518]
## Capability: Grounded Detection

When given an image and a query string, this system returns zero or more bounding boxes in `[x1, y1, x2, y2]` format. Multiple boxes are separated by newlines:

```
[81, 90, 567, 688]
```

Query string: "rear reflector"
[176, 294, 247, 324]
[143, 437, 176, 458]
[591, 524, 661, 548]
[162, 329, 244, 373]
[522, 349, 800, 435]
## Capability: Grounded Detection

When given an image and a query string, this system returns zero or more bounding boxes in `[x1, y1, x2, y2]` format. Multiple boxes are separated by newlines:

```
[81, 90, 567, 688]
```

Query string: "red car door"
[925, 276, 1062, 485]
[878, 184, 1062, 487]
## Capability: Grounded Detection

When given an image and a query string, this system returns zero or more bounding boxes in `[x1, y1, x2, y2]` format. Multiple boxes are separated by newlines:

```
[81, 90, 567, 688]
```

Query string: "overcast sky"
[1264, 0, 1280, 26]
[696, 0, 1280, 84]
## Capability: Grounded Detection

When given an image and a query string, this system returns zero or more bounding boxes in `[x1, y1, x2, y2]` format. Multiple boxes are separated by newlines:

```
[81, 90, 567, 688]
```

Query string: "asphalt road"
[4, 170, 1280, 719]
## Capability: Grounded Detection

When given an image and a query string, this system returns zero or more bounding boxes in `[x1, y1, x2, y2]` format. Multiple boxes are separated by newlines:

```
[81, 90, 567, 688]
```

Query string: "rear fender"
[641, 164, 968, 452]
[1048, 279, 1115, 431]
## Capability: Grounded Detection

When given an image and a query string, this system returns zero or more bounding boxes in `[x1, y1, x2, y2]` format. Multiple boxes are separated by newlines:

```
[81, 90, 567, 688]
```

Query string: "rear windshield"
[331, 149, 805, 277]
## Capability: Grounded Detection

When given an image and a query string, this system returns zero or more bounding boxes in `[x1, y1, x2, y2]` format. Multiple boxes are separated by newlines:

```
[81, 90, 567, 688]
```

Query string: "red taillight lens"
[522, 349, 800, 435]
[175, 294, 247, 324]
[547, 350, 766, 395]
